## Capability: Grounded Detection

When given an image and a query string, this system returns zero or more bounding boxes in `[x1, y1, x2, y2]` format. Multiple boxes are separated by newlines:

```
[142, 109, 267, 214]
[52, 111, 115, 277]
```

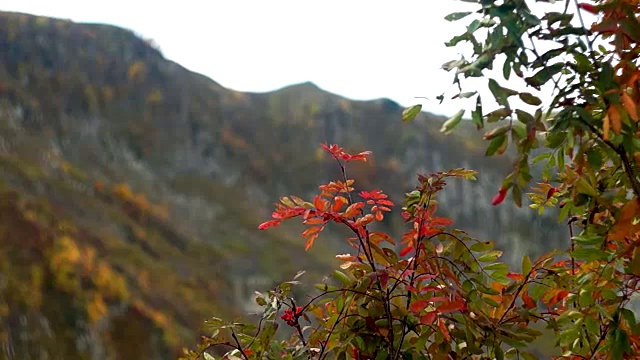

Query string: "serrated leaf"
[402, 104, 422, 123]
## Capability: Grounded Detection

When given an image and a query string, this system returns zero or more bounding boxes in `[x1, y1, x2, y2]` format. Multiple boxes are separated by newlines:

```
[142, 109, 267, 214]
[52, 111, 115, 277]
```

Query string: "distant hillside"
[0, 11, 563, 359]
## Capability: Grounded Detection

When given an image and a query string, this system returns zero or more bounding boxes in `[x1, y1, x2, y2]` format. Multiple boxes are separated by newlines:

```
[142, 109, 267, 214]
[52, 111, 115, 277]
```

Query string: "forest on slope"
[0, 11, 563, 359]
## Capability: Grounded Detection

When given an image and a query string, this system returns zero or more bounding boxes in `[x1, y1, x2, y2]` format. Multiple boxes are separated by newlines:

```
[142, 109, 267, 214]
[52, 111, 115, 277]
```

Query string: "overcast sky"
[4, 1, 581, 116]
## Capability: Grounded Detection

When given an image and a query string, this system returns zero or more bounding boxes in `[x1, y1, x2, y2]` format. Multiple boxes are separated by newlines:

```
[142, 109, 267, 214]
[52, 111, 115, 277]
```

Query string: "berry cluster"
[280, 306, 303, 327]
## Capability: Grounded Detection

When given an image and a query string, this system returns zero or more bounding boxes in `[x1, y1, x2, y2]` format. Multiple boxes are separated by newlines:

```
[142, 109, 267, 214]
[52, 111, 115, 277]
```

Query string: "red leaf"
[419, 311, 437, 325]
[406, 285, 419, 293]
[522, 290, 536, 309]
[492, 188, 508, 206]
[438, 318, 451, 342]
[410, 300, 429, 313]
[577, 2, 599, 14]
[436, 299, 467, 314]
[430, 217, 453, 226]
[258, 220, 281, 230]
[399, 246, 413, 257]
[375, 211, 384, 221]
[546, 187, 559, 200]
[414, 274, 437, 282]
[314, 195, 325, 211]
[377, 199, 394, 206]
[379, 269, 389, 289]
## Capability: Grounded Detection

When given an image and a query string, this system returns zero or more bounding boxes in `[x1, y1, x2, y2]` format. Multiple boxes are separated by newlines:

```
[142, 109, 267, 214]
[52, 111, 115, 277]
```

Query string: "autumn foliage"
[184, 0, 640, 359]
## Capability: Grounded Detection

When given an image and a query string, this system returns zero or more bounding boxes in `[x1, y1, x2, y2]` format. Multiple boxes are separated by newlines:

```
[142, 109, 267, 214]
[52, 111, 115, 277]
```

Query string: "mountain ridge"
[0, 10, 562, 359]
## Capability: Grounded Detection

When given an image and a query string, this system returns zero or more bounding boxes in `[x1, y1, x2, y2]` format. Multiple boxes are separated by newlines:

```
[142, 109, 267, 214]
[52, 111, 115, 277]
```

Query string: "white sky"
[3, 1, 583, 117]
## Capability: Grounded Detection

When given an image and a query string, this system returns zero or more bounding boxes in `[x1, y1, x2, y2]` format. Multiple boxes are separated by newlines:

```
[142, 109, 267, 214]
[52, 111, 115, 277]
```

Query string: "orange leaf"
[622, 91, 639, 122]
[332, 196, 348, 212]
[305, 232, 320, 251]
[302, 226, 322, 238]
[375, 211, 384, 221]
[609, 105, 622, 135]
[507, 272, 524, 281]
[603, 114, 611, 140]
[304, 217, 326, 225]
[314, 195, 325, 211]
[609, 198, 640, 242]
[355, 214, 374, 227]
[343, 202, 364, 218]
[546, 289, 570, 308]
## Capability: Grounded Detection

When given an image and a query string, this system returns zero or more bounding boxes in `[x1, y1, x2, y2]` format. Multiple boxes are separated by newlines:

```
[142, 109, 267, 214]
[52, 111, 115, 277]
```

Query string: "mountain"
[0, 11, 564, 359]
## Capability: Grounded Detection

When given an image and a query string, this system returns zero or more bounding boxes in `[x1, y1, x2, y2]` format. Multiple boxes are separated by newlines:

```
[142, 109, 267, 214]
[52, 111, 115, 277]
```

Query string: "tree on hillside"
[183, 0, 640, 358]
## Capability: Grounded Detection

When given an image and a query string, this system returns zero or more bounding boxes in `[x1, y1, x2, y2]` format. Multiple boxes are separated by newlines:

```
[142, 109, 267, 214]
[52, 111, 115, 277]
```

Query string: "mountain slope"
[0, 11, 563, 359]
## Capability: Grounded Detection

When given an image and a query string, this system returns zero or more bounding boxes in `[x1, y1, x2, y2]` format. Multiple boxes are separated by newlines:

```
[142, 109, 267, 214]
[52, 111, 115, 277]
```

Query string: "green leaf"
[477, 250, 503, 262]
[519, 92, 542, 106]
[525, 63, 564, 88]
[488, 79, 517, 107]
[484, 124, 510, 140]
[441, 110, 465, 134]
[512, 185, 522, 207]
[486, 134, 507, 156]
[472, 95, 484, 129]
[484, 263, 508, 271]
[470, 241, 494, 252]
[571, 248, 608, 262]
[485, 108, 511, 123]
[573, 52, 592, 73]
[445, 12, 472, 21]
[522, 255, 532, 274]
[402, 104, 422, 123]
[333, 270, 353, 287]
[258, 320, 278, 345]
[516, 109, 535, 124]
[544, 12, 574, 26]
